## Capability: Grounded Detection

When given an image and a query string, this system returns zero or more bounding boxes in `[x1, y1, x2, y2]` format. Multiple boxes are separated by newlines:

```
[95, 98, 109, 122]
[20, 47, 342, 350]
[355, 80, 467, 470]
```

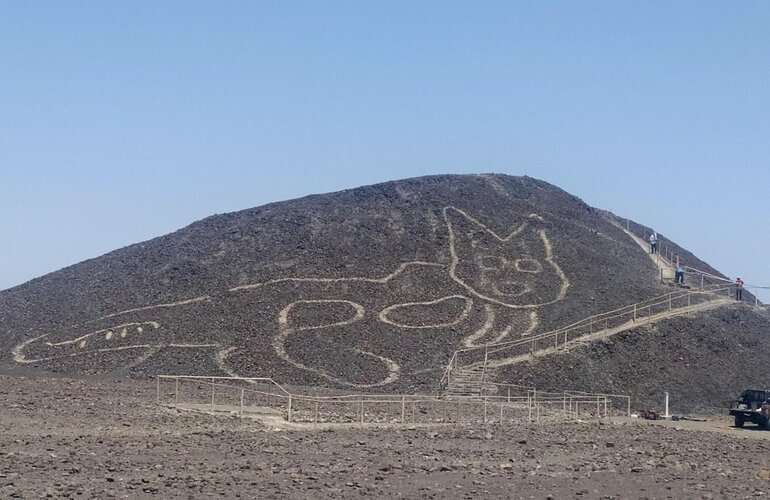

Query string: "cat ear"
[443, 206, 531, 242]
[443, 207, 489, 238]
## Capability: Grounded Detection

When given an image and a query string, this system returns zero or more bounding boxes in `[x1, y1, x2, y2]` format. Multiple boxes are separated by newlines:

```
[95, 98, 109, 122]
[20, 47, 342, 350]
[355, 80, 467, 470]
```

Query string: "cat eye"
[514, 258, 543, 273]
[476, 255, 507, 270]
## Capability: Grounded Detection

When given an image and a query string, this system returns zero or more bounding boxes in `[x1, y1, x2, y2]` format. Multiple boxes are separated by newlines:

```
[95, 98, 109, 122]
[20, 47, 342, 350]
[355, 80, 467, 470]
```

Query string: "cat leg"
[461, 306, 539, 348]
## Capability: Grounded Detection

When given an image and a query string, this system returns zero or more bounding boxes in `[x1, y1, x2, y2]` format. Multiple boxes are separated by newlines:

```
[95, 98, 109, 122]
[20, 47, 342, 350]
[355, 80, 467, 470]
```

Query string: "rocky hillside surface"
[1, 174, 766, 408]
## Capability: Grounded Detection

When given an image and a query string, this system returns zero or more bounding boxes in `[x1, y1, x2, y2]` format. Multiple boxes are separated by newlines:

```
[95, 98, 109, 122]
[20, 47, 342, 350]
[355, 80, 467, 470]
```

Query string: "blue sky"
[1, 1, 768, 302]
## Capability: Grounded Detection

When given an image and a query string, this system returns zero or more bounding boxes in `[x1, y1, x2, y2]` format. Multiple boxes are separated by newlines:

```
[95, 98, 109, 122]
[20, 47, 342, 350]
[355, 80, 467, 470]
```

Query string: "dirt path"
[621, 226, 676, 280]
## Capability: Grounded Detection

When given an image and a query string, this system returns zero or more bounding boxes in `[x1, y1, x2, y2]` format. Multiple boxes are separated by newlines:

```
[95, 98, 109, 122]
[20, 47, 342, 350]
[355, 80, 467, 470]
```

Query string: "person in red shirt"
[735, 277, 744, 301]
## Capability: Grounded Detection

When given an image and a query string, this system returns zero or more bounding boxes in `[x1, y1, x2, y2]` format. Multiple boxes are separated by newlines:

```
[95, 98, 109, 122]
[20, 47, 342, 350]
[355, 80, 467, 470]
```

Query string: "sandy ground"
[1, 374, 769, 499]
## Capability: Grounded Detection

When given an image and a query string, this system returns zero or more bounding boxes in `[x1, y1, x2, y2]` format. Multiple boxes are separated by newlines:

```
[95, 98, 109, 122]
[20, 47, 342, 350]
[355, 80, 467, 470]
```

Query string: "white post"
[664, 392, 671, 419]
[287, 395, 292, 422]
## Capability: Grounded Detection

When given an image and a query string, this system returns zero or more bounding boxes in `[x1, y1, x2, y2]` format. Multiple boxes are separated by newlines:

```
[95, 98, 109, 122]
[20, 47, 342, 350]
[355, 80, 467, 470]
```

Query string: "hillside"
[1, 174, 767, 408]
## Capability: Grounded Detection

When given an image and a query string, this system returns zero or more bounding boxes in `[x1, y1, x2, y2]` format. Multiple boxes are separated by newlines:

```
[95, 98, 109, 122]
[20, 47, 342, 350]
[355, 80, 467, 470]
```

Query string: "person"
[735, 277, 744, 301]
[649, 232, 658, 254]
[675, 264, 685, 284]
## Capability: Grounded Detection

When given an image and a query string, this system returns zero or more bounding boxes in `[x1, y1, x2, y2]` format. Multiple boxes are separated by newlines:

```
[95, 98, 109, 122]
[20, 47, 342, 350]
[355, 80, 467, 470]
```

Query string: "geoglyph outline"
[12, 206, 570, 387]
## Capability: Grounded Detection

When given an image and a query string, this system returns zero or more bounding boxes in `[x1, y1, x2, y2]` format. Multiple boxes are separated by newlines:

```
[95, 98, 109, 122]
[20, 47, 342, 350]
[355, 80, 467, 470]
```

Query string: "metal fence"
[440, 284, 734, 391]
[156, 375, 629, 425]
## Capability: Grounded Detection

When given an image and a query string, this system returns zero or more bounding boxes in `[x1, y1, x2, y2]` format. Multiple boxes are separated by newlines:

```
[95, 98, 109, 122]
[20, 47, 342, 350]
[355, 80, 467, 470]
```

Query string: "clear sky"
[1, 1, 768, 302]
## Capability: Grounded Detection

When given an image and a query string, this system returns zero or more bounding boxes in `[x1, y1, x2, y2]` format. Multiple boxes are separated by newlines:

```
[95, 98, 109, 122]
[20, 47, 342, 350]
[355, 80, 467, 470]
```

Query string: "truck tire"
[735, 416, 745, 428]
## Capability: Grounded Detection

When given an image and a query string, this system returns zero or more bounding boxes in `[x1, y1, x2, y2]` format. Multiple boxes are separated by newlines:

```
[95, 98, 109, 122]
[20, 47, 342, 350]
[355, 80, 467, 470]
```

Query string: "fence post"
[483, 397, 488, 424]
[701, 274, 704, 289]
[360, 399, 364, 424]
[287, 395, 292, 422]
[210, 377, 215, 407]
[240, 389, 244, 416]
[633, 304, 636, 322]
[528, 395, 532, 421]
[156, 376, 160, 405]
[481, 348, 489, 387]
[174, 377, 179, 404]
[401, 396, 406, 424]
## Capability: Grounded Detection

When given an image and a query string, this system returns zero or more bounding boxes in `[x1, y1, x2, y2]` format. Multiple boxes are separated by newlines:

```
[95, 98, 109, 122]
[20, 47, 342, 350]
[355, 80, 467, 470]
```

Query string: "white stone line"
[519, 311, 539, 337]
[378, 295, 472, 329]
[274, 299, 400, 387]
[463, 305, 495, 347]
[443, 206, 532, 241]
[84, 297, 212, 324]
[489, 324, 514, 344]
[278, 300, 365, 330]
[45, 322, 160, 348]
[16, 341, 222, 364]
[271, 324, 401, 388]
[539, 231, 571, 301]
[445, 205, 570, 308]
[14, 341, 153, 363]
[229, 261, 445, 292]
[12, 205, 572, 389]
[12, 334, 50, 363]
[214, 346, 242, 379]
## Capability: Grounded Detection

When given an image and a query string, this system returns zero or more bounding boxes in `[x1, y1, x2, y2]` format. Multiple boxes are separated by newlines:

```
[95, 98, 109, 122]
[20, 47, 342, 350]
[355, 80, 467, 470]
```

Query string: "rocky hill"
[1, 174, 767, 409]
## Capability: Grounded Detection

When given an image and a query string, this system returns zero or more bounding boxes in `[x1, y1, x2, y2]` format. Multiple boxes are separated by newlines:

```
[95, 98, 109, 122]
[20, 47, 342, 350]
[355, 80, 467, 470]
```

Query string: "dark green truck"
[729, 389, 770, 429]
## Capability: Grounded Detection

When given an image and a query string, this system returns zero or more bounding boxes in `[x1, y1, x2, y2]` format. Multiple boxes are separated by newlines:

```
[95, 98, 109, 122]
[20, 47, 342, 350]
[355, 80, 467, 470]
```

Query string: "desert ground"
[1, 374, 768, 499]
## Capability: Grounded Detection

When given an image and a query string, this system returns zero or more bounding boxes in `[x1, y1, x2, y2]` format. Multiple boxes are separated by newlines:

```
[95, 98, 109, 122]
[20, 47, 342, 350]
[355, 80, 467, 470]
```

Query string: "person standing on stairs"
[649, 232, 658, 254]
[735, 277, 744, 301]
[675, 264, 685, 285]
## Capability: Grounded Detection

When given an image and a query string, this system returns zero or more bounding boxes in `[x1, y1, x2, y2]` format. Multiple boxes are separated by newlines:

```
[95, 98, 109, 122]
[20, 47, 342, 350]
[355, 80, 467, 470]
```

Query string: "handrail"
[156, 374, 292, 395]
[158, 374, 629, 423]
[485, 285, 730, 356]
[456, 284, 730, 356]
[439, 284, 734, 396]
[438, 351, 457, 392]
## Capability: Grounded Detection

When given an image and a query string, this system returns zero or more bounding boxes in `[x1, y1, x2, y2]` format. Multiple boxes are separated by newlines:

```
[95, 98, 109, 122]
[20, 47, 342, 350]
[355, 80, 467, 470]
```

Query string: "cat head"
[443, 207, 569, 308]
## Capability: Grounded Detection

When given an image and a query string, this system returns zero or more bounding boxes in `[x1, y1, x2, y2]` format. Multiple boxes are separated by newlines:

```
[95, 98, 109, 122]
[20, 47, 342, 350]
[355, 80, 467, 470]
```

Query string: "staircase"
[442, 365, 496, 397]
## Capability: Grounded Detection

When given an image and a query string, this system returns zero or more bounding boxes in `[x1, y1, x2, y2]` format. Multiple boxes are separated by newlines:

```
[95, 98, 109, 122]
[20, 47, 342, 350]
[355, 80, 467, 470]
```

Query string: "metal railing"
[156, 375, 630, 425]
[441, 284, 734, 392]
